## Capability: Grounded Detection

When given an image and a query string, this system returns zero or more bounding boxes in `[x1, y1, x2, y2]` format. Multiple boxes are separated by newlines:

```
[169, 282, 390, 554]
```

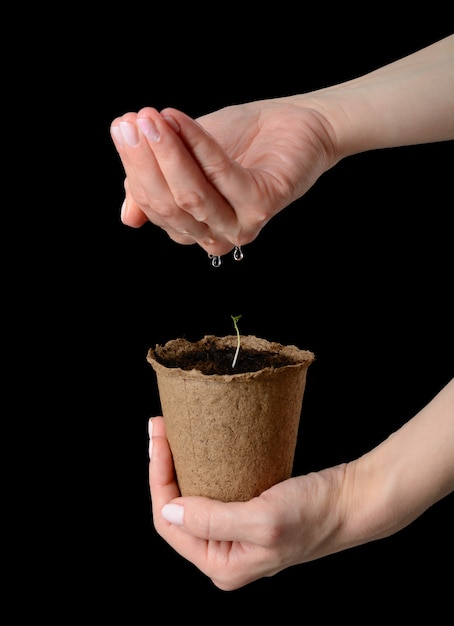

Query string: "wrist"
[342, 380, 454, 548]
[294, 35, 454, 160]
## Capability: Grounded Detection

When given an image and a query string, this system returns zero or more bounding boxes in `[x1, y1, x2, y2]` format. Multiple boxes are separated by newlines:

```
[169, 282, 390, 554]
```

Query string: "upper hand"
[110, 101, 335, 256]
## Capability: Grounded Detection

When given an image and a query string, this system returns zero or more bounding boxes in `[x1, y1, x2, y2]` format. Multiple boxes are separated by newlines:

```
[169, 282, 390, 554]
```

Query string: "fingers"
[149, 415, 166, 439]
[148, 416, 285, 589]
[148, 415, 276, 545]
[162, 107, 273, 240]
[120, 180, 149, 228]
[148, 417, 188, 541]
[111, 109, 238, 255]
[111, 113, 206, 242]
[136, 107, 240, 237]
[148, 417, 178, 504]
[148, 417, 211, 558]
[161, 108, 260, 210]
[111, 113, 169, 208]
[167, 495, 281, 546]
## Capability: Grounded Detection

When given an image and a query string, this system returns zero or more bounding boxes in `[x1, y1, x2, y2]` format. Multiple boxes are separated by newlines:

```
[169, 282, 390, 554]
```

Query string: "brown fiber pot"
[147, 335, 315, 502]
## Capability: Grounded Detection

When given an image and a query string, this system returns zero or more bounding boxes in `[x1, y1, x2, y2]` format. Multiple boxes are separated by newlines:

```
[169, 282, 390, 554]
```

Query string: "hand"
[110, 101, 335, 256]
[148, 416, 347, 591]
[149, 378, 454, 591]
[110, 37, 454, 257]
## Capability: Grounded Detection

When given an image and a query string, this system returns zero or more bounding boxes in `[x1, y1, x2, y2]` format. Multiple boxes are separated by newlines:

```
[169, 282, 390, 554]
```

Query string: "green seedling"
[231, 315, 242, 368]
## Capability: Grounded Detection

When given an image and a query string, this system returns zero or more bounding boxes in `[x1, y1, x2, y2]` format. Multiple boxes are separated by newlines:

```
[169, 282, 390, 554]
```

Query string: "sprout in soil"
[231, 315, 242, 368]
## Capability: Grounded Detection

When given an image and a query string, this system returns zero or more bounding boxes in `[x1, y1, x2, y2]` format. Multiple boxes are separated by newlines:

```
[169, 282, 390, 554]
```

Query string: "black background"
[31, 8, 453, 620]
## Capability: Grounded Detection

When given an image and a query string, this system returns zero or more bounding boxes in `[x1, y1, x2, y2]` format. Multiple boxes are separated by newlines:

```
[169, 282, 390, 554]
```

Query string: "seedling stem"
[231, 315, 242, 368]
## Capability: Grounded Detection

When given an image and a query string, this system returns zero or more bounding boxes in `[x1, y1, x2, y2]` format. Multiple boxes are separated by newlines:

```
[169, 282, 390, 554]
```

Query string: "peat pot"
[147, 334, 315, 502]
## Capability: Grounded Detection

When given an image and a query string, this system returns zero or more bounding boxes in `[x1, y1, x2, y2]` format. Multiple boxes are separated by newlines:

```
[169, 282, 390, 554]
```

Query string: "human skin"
[149, 378, 454, 591]
[110, 35, 454, 257]
[110, 35, 454, 590]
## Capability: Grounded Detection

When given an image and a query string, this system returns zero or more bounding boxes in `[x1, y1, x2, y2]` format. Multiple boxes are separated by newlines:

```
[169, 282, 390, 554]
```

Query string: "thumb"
[161, 495, 269, 545]
[121, 179, 148, 227]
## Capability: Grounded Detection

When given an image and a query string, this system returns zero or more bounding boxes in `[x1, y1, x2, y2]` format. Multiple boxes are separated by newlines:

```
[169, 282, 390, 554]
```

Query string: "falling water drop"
[233, 246, 244, 261]
[209, 254, 222, 268]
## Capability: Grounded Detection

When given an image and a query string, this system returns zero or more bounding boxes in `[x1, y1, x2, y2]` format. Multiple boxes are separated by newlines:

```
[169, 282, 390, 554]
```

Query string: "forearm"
[292, 35, 454, 160]
[345, 378, 454, 547]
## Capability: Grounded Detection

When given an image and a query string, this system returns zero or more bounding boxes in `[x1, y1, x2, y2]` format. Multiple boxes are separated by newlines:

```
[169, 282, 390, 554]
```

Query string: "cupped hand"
[110, 100, 335, 256]
[149, 416, 346, 591]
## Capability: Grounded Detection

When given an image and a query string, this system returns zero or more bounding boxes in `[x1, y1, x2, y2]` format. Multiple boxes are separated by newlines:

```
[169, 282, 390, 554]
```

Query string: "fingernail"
[137, 117, 160, 142]
[162, 115, 180, 133]
[148, 419, 153, 460]
[120, 199, 126, 222]
[162, 503, 184, 526]
[120, 121, 140, 146]
[111, 125, 124, 147]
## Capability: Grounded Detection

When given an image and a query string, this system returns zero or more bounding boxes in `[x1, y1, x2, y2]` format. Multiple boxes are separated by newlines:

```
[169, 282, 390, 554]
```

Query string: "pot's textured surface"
[147, 335, 315, 502]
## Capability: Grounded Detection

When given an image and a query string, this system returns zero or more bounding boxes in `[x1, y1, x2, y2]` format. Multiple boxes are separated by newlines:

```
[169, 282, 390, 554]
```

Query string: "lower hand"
[149, 416, 346, 591]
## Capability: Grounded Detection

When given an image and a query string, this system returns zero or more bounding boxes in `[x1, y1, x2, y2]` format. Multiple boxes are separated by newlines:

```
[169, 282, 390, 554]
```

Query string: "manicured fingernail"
[162, 115, 180, 133]
[120, 199, 126, 221]
[120, 121, 140, 146]
[137, 117, 160, 142]
[148, 419, 153, 460]
[162, 503, 184, 526]
[111, 125, 124, 147]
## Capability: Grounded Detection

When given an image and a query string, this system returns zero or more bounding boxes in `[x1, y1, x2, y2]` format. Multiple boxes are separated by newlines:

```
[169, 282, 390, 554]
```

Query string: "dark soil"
[154, 345, 296, 375]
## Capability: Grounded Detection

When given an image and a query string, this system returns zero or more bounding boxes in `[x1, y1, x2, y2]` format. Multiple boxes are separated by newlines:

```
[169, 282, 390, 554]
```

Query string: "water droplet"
[233, 246, 244, 261]
[209, 254, 222, 268]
